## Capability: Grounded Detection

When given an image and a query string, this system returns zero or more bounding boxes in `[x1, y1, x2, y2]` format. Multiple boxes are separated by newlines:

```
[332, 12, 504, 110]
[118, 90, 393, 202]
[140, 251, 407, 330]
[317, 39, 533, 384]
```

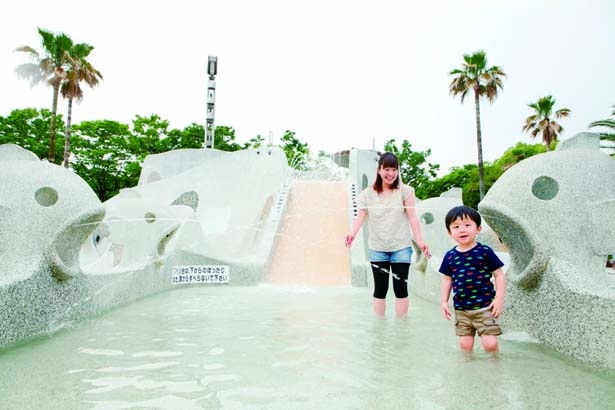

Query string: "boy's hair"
[444, 205, 481, 232]
[373, 152, 400, 193]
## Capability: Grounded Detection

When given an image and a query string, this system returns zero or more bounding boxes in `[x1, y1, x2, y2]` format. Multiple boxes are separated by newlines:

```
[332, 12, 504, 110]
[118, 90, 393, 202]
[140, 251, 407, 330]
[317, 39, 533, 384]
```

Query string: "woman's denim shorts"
[368, 246, 413, 263]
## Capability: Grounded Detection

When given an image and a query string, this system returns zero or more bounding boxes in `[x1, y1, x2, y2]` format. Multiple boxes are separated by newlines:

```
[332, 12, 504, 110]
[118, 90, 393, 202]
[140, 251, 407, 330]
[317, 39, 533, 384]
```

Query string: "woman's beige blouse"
[356, 183, 413, 252]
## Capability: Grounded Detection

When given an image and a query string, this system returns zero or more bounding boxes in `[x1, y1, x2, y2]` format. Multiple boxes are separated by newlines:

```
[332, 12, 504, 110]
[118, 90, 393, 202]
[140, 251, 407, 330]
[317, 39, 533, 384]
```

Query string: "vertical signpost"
[205, 55, 218, 149]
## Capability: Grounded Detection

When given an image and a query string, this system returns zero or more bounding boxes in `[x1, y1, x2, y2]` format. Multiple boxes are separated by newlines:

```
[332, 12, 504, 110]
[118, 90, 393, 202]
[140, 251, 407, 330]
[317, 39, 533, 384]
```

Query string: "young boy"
[439, 205, 506, 353]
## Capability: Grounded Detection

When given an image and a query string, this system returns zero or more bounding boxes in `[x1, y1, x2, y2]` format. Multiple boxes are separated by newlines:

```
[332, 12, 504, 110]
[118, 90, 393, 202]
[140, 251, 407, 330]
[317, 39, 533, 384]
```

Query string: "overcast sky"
[2, 0, 613, 174]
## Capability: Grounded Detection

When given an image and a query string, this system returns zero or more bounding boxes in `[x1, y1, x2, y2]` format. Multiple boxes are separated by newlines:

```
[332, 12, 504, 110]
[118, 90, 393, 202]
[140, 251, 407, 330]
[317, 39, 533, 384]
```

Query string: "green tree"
[522, 95, 571, 151]
[71, 120, 133, 201]
[423, 142, 548, 208]
[246, 134, 266, 149]
[589, 105, 615, 144]
[384, 138, 439, 199]
[128, 114, 172, 160]
[429, 164, 479, 207]
[60, 42, 102, 168]
[0, 108, 64, 159]
[15, 28, 76, 163]
[449, 50, 506, 200]
[166, 123, 207, 150]
[121, 114, 176, 188]
[280, 130, 310, 169]
[165, 124, 244, 151]
[213, 126, 243, 151]
[493, 142, 547, 171]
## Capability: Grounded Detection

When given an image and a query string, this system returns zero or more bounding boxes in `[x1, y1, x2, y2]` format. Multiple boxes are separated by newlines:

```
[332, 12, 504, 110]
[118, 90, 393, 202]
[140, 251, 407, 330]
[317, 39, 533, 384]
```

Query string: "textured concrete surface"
[0, 145, 292, 348]
[346, 149, 379, 286]
[405, 132, 615, 369]
[2, 135, 615, 372]
[0, 144, 104, 347]
[479, 132, 615, 368]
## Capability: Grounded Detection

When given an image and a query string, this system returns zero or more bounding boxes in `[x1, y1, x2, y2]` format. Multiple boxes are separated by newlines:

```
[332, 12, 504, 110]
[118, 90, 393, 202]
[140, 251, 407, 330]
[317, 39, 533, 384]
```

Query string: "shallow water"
[1, 285, 614, 410]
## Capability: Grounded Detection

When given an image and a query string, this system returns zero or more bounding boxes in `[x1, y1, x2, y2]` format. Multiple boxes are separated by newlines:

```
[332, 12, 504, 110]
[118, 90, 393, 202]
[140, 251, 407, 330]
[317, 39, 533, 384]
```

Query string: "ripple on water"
[85, 394, 207, 410]
[199, 374, 241, 386]
[83, 376, 206, 394]
[1, 286, 615, 410]
[131, 350, 183, 358]
[96, 361, 179, 373]
[78, 347, 124, 356]
[207, 347, 224, 355]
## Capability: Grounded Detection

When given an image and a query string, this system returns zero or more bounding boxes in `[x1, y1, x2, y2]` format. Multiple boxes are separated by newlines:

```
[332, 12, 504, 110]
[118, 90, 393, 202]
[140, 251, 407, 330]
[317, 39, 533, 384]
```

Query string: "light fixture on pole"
[204, 56, 218, 149]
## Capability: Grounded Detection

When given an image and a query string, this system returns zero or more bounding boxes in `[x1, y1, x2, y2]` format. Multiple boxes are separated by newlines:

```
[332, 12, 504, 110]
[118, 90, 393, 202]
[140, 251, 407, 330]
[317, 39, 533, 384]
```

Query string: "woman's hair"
[373, 152, 400, 193]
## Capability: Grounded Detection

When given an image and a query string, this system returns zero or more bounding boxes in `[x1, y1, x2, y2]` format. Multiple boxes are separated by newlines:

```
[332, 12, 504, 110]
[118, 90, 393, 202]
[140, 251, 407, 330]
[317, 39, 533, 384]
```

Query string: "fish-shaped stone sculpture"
[0, 144, 292, 348]
[478, 132, 615, 368]
[0, 144, 104, 347]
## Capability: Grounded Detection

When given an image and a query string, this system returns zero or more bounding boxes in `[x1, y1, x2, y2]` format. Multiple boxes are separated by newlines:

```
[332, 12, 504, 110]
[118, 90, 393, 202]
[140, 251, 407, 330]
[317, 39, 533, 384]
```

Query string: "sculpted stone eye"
[34, 187, 58, 207]
[420, 212, 434, 224]
[532, 176, 559, 200]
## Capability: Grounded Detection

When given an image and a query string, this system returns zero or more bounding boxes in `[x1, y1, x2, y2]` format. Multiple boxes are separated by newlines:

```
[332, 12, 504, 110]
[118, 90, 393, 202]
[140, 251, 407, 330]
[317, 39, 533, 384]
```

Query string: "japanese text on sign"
[172, 265, 230, 284]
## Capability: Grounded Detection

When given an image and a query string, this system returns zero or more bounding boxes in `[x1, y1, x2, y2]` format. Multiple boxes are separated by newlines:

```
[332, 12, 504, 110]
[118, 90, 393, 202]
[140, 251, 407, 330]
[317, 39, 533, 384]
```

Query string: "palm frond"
[550, 120, 562, 133]
[14, 63, 46, 86]
[14, 45, 39, 57]
[522, 95, 570, 149]
[589, 119, 615, 130]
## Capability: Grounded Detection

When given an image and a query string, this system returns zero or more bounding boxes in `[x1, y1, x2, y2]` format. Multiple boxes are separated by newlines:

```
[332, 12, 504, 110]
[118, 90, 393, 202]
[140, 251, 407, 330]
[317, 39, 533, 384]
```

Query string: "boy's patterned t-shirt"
[438, 242, 504, 310]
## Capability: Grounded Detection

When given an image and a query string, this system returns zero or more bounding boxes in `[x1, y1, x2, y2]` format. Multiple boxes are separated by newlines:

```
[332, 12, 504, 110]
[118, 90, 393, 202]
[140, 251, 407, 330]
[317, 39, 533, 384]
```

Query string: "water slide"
[265, 181, 351, 286]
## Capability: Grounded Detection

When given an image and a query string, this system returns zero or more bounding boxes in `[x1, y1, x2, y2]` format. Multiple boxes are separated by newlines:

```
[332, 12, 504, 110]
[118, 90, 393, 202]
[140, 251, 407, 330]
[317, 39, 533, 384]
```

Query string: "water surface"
[1, 286, 613, 410]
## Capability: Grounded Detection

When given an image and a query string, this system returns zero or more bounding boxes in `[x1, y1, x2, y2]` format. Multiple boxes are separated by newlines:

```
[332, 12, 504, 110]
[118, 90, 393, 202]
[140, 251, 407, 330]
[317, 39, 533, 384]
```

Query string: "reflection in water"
[0, 286, 614, 410]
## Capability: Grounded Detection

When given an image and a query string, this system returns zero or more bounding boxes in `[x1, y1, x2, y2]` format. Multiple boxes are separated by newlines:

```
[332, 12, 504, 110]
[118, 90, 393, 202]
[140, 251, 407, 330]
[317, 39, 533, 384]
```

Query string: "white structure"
[204, 56, 217, 149]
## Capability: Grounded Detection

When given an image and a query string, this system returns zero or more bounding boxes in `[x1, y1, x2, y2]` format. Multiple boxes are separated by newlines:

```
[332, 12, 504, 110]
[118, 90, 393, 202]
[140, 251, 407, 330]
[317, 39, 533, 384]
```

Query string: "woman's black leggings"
[371, 262, 410, 299]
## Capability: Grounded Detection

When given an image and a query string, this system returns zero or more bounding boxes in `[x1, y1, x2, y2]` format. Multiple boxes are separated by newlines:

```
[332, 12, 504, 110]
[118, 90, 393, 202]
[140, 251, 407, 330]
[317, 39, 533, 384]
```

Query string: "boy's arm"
[489, 267, 506, 318]
[441, 275, 453, 320]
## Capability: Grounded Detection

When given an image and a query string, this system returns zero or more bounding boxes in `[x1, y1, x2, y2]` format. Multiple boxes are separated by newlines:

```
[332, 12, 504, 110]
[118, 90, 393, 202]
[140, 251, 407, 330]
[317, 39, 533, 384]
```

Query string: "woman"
[345, 152, 430, 317]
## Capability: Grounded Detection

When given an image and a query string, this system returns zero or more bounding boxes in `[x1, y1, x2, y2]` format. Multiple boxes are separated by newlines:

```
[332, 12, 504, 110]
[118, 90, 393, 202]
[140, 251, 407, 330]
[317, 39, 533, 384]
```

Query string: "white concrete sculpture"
[479, 132, 615, 368]
[0, 145, 291, 348]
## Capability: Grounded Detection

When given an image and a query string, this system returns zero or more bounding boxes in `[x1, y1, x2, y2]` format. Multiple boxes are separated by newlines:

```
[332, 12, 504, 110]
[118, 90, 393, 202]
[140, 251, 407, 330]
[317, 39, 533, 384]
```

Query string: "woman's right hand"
[344, 234, 354, 248]
[418, 241, 431, 259]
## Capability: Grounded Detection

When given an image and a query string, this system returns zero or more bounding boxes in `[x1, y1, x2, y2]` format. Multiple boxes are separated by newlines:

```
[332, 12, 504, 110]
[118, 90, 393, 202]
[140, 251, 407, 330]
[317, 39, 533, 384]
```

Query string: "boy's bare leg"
[459, 336, 475, 352]
[480, 335, 499, 353]
[395, 297, 409, 317]
[373, 298, 386, 316]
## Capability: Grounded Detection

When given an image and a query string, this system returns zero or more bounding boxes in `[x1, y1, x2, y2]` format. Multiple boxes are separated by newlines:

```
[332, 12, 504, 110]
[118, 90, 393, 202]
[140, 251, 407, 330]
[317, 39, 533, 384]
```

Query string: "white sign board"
[172, 265, 230, 284]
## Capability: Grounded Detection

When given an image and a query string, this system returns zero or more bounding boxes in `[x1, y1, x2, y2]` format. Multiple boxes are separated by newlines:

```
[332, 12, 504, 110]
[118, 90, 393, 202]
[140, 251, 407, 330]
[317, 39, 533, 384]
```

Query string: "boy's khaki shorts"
[454, 306, 502, 336]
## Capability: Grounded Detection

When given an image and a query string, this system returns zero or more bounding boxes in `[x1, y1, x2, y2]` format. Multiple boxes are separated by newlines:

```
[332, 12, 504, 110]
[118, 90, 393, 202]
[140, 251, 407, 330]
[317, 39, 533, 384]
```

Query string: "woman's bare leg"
[373, 298, 386, 316]
[395, 297, 409, 317]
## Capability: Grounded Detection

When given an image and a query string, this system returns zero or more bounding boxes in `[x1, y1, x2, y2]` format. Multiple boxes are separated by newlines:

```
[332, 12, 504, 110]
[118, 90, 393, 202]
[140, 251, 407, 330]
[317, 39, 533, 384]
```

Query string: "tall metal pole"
[205, 56, 217, 149]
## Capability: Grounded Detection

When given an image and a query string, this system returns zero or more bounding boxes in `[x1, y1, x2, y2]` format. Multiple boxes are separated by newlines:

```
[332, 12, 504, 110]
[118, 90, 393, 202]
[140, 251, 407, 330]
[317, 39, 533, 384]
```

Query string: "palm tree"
[15, 28, 75, 163]
[60, 44, 102, 168]
[449, 50, 506, 200]
[522, 95, 571, 151]
[588, 105, 615, 143]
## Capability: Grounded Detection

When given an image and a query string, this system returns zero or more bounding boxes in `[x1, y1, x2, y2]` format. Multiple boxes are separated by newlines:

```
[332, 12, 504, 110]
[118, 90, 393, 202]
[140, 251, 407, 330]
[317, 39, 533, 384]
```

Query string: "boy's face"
[448, 216, 481, 247]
